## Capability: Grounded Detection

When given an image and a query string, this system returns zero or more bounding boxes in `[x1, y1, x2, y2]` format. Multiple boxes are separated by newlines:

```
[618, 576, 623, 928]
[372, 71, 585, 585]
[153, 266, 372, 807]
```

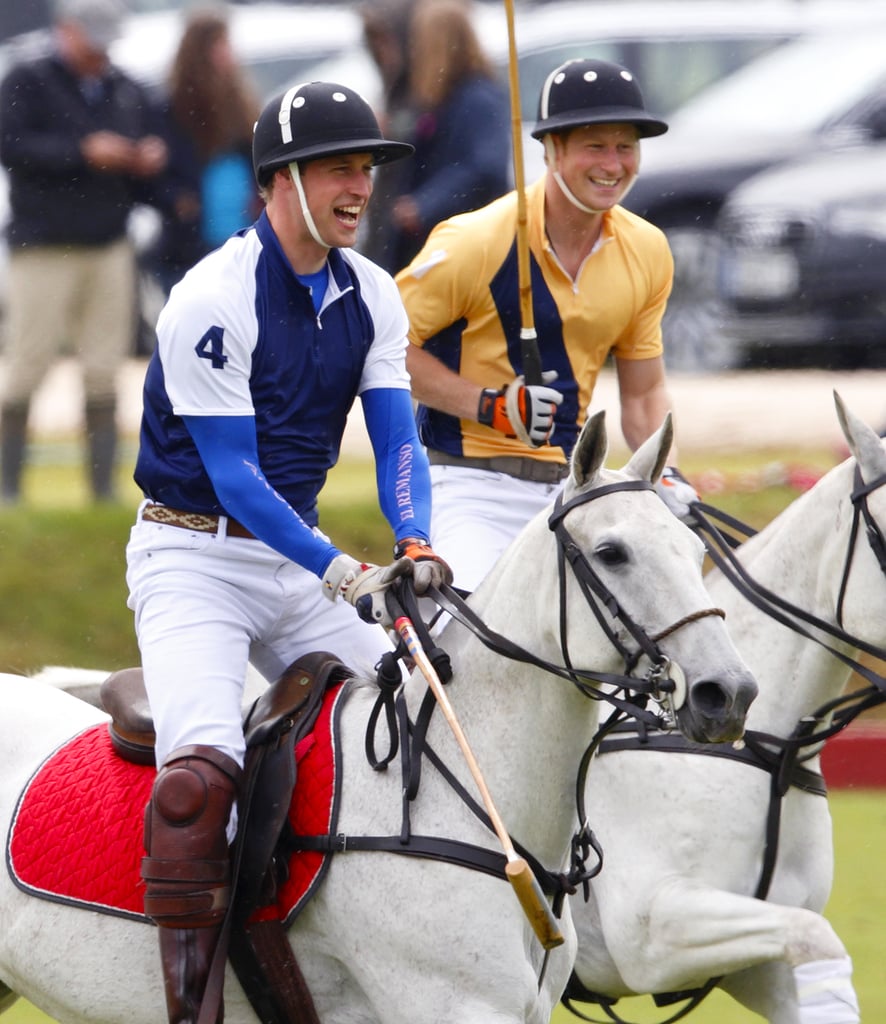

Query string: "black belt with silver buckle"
[427, 450, 568, 484]
[141, 503, 256, 539]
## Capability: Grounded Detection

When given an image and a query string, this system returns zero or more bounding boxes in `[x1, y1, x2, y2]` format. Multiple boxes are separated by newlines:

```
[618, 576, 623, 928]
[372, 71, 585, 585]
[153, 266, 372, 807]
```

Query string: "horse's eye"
[595, 542, 627, 566]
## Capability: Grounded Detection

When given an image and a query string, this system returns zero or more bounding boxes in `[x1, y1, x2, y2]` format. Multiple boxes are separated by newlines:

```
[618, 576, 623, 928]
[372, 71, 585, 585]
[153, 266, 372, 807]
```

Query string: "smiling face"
[549, 123, 641, 211]
[267, 150, 377, 271]
[297, 151, 375, 248]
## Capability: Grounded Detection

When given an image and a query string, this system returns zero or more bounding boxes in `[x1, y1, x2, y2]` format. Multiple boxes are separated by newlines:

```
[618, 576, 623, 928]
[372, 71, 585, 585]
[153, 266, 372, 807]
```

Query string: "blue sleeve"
[361, 387, 432, 544]
[182, 414, 339, 577]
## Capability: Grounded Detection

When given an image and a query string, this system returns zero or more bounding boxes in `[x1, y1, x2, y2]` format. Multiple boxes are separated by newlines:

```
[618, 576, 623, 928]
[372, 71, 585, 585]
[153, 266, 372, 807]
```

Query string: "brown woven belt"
[141, 503, 256, 539]
[427, 449, 569, 484]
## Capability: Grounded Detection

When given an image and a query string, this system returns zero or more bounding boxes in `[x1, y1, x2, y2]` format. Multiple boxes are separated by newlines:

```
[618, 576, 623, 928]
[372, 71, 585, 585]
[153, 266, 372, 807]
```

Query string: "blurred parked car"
[311, 0, 820, 184]
[110, 2, 366, 102]
[621, 13, 886, 371]
[715, 142, 886, 369]
[0, 0, 861, 355]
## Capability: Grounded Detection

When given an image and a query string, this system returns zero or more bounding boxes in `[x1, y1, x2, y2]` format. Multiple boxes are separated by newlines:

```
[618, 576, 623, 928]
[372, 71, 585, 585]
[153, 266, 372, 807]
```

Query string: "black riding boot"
[142, 745, 241, 1024]
[84, 398, 118, 502]
[1, 401, 29, 503]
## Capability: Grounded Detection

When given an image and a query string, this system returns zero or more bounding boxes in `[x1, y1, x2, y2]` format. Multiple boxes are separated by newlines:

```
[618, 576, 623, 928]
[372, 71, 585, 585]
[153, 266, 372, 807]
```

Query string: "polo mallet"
[392, 605, 565, 950]
[504, 0, 542, 386]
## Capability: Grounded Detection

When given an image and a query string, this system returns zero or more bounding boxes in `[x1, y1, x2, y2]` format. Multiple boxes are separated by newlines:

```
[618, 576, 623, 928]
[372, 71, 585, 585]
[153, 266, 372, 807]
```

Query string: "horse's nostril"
[682, 674, 757, 744]
[689, 674, 757, 721]
[690, 680, 730, 717]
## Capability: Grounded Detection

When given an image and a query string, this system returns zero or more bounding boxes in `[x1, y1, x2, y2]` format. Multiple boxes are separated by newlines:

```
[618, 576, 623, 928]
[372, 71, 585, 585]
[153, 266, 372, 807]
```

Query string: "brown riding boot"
[142, 745, 241, 1024]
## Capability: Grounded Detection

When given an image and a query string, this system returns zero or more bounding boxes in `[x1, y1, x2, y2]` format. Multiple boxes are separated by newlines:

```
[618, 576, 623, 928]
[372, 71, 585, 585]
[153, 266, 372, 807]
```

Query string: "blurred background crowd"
[2, 0, 886, 376]
[2, 0, 886, 501]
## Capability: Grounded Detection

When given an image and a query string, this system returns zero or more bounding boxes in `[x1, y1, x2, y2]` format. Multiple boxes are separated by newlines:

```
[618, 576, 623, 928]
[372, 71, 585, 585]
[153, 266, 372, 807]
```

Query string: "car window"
[509, 36, 792, 121]
[628, 37, 787, 113]
[671, 30, 886, 135]
[109, 4, 364, 99]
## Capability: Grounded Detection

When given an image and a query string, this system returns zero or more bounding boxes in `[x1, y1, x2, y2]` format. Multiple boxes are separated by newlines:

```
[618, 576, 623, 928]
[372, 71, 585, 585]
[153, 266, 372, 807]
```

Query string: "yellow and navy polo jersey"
[395, 177, 673, 463]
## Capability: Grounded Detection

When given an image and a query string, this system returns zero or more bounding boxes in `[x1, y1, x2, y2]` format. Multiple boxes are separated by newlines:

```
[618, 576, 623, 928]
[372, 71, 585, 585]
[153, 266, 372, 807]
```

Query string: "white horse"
[0, 411, 757, 1024]
[568, 393, 881, 1024]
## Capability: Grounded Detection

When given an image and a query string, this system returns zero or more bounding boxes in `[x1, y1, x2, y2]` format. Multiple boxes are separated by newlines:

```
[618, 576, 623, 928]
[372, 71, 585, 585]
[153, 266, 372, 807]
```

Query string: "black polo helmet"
[253, 81, 414, 186]
[532, 58, 668, 140]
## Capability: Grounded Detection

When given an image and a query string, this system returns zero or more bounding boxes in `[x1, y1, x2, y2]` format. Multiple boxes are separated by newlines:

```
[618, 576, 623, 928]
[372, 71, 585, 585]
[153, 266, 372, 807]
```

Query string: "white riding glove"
[478, 371, 563, 448]
[322, 553, 413, 628]
[655, 466, 700, 523]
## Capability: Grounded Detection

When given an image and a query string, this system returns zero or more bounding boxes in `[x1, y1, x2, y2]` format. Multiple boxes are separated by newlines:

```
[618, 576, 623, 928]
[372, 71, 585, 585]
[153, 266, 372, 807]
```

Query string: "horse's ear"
[834, 391, 886, 480]
[570, 410, 608, 487]
[623, 412, 674, 483]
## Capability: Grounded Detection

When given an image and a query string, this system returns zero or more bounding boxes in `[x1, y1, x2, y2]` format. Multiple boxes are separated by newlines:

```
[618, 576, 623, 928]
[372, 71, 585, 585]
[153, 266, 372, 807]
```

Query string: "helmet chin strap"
[543, 136, 638, 214]
[288, 161, 331, 250]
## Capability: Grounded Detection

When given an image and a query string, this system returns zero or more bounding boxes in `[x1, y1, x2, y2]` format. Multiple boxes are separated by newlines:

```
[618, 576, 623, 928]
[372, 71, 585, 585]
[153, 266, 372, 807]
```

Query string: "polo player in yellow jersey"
[396, 58, 698, 592]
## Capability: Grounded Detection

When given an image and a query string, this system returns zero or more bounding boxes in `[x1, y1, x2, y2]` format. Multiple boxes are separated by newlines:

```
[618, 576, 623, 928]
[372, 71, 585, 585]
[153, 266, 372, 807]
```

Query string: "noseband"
[428, 477, 724, 730]
[548, 480, 725, 721]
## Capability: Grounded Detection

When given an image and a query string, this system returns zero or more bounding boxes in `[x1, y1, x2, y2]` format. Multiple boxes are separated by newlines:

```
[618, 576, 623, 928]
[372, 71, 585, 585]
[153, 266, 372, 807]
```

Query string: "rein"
[300, 475, 729, 967]
[548, 482, 725, 723]
[682, 487, 886, 901]
[836, 466, 886, 626]
[426, 479, 727, 728]
[565, 472, 886, 1024]
[295, 581, 600, 916]
[689, 489, 886, 730]
[409, 478, 730, 938]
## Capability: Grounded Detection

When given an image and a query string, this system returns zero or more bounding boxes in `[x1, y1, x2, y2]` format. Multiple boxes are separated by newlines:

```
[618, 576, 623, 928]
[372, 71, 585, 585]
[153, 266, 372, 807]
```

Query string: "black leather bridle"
[563, 467, 886, 1024]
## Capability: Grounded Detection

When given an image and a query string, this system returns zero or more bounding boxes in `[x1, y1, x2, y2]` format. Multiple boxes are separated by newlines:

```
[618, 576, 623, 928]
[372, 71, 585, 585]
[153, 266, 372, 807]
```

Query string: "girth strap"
[290, 833, 512, 885]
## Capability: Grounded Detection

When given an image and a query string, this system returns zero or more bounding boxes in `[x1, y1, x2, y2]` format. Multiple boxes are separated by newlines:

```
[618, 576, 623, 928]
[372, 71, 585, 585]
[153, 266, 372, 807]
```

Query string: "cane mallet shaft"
[394, 613, 564, 950]
[504, 0, 541, 386]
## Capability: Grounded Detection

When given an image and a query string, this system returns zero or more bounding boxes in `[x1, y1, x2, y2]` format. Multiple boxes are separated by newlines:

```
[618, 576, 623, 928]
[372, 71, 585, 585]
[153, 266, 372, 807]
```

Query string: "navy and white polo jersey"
[135, 210, 410, 525]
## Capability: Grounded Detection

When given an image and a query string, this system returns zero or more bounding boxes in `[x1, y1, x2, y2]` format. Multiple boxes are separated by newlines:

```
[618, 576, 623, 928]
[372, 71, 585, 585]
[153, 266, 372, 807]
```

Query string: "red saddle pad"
[7, 684, 345, 922]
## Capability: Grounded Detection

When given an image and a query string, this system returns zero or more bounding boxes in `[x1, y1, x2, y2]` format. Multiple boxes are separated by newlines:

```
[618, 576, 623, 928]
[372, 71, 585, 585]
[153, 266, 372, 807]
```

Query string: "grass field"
[1, 440, 884, 1021]
[0, 439, 845, 675]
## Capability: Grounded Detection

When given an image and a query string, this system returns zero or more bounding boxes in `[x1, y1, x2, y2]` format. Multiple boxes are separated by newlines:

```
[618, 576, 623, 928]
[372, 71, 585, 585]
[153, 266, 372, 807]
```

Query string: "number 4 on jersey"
[195, 326, 228, 369]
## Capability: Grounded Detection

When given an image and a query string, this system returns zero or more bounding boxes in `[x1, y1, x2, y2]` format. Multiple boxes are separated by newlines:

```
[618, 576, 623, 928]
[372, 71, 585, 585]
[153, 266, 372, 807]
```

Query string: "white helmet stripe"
[277, 83, 308, 145]
[538, 70, 554, 122]
[538, 59, 581, 123]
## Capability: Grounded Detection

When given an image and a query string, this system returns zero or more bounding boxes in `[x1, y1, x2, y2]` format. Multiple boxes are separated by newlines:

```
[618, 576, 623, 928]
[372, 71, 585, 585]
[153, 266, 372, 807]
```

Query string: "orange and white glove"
[655, 466, 699, 523]
[393, 537, 453, 593]
[477, 371, 563, 448]
[322, 553, 414, 627]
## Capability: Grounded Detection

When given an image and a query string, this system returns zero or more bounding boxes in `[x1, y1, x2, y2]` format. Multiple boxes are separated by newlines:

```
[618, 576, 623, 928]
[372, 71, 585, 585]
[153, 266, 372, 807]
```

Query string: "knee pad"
[142, 745, 241, 929]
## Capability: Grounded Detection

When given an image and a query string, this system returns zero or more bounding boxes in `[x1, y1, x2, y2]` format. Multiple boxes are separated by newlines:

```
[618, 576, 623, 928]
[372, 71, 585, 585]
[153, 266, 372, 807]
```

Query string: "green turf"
[0, 441, 844, 674]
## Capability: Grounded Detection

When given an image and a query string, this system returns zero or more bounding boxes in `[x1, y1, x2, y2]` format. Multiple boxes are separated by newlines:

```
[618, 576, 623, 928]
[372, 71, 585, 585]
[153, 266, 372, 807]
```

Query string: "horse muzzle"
[676, 668, 758, 744]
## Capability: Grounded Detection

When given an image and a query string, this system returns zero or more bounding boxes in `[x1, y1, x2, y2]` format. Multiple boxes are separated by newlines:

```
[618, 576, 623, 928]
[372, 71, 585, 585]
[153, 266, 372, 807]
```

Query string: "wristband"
[394, 536, 432, 560]
[477, 388, 501, 427]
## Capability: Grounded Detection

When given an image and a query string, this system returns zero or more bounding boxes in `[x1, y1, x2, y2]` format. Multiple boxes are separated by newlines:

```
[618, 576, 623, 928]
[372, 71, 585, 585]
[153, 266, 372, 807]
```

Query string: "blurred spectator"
[150, 8, 261, 297]
[357, 0, 418, 269]
[361, 0, 511, 274]
[0, 0, 168, 503]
